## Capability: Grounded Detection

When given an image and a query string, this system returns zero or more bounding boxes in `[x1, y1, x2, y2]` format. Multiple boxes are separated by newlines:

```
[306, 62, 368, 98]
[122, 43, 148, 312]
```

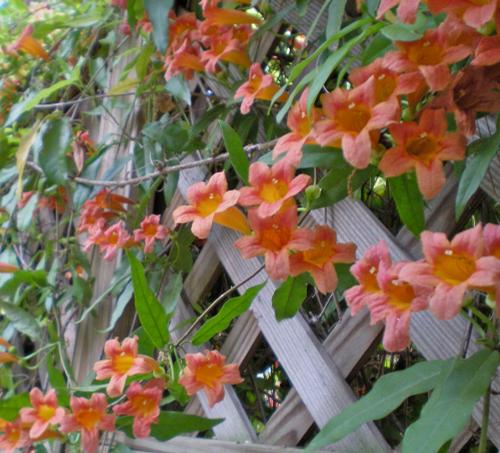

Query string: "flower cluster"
[78, 190, 169, 260]
[0, 337, 243, 453]
[164, 1, 261, 81]
[173, 159, 356, 292]
[233, 4, 500, 200]
[346, 223, 500, 352]
[19, 186, 68, 215]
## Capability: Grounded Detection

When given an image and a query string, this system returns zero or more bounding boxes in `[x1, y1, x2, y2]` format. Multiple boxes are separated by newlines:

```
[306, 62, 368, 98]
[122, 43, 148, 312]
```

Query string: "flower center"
[112, 351, 135, 374]
[130, 395, 158, 417]
[197, 193, 222, 217]
[259, 223, 292, 252]
[406, 134, 438, 164]
[75, 409, 102, 431]
[362, 265, 380, 292]
[302, 241, 333, 267]
[259, 178, 289, 203]
[337, 103, 371, 133]
[374, 72, 397, 103]
[385, 279, 415, 311]
[195, 363, 224, 389]
[37, 404, 56, 422]
[407, 41, 444, 66]
[433, 251, 476, 285]
[143, 223, 158, 237]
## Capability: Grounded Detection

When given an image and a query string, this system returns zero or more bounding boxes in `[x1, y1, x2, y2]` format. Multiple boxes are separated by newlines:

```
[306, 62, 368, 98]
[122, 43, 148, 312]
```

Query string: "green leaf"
[101, 280, 133, 333]
[335, 263, 357, 294]
[33, 118, 71, 186]
[219, 120, 249, 184]
[0, 301, 42, 339]
[0, 393, 30, 421]
[47, 353, 69, 406]
[326, 0, 347, 39]
[381, 23, 423, 41]
[15, 120, 42, 198]
[162, 273, 183, 314]
[456, 118, 500, 217]
[389, 173, 425, 236]
[402, 350, 500, 453]
[306, 23, 384, 113]
[0, 270, 48, 296]
[120, 411, 223, 441]
[127, 252, 170, 349]
[287, 18, 371, 88]
[144, 0, 174, 53]
[166, 76, 191, 106]
[66, 12, 104, 28]
[192, 282, 266, 345]
[311, 158, 377, 209]
[272, 275, 308, 320]
[306, 359, 452, 451]
[6, 73, 80, 125]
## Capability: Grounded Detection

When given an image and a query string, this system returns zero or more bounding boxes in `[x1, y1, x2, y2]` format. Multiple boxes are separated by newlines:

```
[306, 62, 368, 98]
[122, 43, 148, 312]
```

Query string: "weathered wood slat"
[72, 38, 141, 383]
[114, 433, 333, 453]
[311, 200, 500, 447]
[177, 165, 391, 453]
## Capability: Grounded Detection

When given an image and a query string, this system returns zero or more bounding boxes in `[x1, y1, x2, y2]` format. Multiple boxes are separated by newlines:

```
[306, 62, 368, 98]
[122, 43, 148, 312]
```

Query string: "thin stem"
[478, 383, 491, 453]
[174, 265, 265, 347]
[70, 139, 277, 188]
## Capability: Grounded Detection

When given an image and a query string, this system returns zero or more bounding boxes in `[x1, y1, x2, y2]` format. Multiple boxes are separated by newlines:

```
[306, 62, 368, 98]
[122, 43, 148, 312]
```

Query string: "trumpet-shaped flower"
[289, 225, 356, 294]
[314, 76, 399, 169]
[169, 12, 200, 50]
[201, 31, 251, 73]
[399, 225, 497, 320]
[113, 379, 164, 438]
[6, 25, 49, 60]
[94, 336, 159, 397]
[472, 35, 500, 66]
[238, 159, 311, 217]
[0, 418, 30, 453]
[430, 64, 500, 136]
[173, 172, 250, 239]
[391, 20, 474, 91]
[134, 214, 170, 253]
[179, 350, 243, 407]
[234, 207, 312, 280]
[377, 0, 422, 23]
[235, 63, 286, 114]
[427, 0, 498, 28]
[345, 241, 392, 315]
[99, 221, 135, 261]
[164, 40, 205, 81]
[20, 388, 65, 439]
[367, 262, 430, 351]
[60, 394, 115, 453]
[349, 55, 423, 104]
[379, 108, 466, 199]
[273, 89, 321, 164]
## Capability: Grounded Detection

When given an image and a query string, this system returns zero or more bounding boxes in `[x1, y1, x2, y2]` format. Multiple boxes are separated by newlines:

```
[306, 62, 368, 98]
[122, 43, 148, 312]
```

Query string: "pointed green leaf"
[402, 350, 500, 453]
[272, 275, 308, 320]
[0, 393, 30, 421]
[0, 301, 42, 339]
[118, 411, 223, 441]
[127, 252, 170, 349]
[192, 282, 266, 345]
[33, 118, 72, 186]
[327, 0, 347, 39]
[456, 117, 500, 218]
[144, 0, 174, 54]
[389, 173, 425, 236]
[307, 359, 453, 451]
[219, 120, 249, 184]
